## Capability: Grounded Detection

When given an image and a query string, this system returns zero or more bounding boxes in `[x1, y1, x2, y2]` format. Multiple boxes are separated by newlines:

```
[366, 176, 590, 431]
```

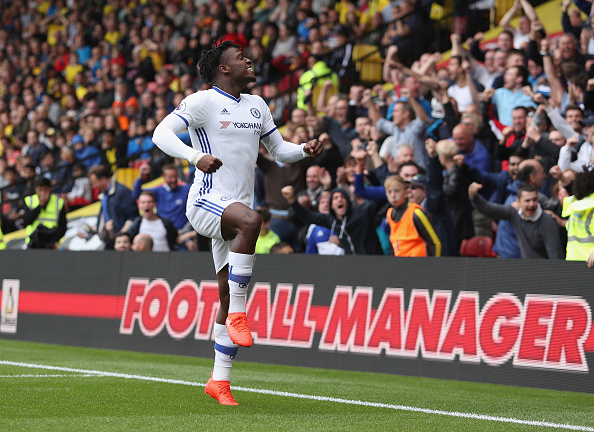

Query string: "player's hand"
[195, 155, 223, 174]
[304, 139, 323, 157]
[468, 182, 482, 199]
[453, 154, 465, 167]
[281, 185, 296, 204]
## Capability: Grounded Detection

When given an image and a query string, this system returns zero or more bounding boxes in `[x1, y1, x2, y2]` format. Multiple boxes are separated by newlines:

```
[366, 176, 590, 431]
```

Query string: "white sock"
[212, 323, 238, 381]
[228, 252, 255, 314]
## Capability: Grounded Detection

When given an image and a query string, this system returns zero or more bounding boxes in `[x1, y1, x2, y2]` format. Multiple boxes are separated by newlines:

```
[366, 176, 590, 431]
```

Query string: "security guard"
[563, 192, 594, 262]
[0, 218, 5, 250]
[22, 177, 67, 249]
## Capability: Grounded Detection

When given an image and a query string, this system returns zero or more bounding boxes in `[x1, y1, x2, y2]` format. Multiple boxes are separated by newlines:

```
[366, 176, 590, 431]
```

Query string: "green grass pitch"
[1, 339, 593, 431]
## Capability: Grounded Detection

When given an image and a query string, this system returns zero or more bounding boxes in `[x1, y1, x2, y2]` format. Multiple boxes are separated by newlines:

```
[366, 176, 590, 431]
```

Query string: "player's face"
[223, 47, 256, 86]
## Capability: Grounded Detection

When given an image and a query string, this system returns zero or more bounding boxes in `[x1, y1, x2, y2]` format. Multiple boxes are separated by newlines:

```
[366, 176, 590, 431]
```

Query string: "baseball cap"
[579, 116, 594, 127]
[407, 174, 427, 188]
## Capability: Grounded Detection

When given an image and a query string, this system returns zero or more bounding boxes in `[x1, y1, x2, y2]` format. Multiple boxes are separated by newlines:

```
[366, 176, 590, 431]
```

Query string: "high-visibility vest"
[0, 223, 5, 250]
[297, 61, 339, 110]
[24, 194, 64, 244]
[386, 202, 427, 257]
[562, 193, 594, 261]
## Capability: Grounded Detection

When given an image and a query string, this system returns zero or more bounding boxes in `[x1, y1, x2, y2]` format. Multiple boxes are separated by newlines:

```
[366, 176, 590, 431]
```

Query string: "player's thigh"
[186, 192, 238, 240]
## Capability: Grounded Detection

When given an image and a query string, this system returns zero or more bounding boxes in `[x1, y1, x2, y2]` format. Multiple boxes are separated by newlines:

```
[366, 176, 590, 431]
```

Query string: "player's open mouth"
[247, 67, 253, 71]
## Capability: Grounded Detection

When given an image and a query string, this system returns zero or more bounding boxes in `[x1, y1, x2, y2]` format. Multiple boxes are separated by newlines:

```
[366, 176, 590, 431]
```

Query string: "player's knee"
[242, 211, 261, 237]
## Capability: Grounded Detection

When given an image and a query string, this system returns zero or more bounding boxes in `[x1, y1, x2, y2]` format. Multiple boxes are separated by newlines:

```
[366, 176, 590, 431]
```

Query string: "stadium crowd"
[1, 0, 594, 263]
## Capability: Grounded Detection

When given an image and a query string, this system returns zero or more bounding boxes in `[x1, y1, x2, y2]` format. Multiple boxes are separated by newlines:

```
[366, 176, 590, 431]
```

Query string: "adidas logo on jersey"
[221, 108, 230, 115]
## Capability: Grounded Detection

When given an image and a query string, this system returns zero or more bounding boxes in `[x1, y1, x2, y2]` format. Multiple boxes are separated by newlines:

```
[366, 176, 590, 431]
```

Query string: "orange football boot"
[225, 312, 253, 347]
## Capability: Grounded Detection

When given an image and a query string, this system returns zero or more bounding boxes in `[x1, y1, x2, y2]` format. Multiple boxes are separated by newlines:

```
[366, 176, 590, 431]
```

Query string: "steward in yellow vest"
[22, 177, 67, 249]
[0, 218, 5, 250]
[563, 191, 594, 262]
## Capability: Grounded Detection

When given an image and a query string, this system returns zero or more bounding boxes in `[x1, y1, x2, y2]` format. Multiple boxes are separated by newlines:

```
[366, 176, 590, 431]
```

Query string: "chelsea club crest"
[250, 108, 261, 119]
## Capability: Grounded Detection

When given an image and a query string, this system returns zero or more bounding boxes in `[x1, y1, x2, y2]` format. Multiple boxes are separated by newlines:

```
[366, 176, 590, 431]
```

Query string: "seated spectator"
[126, 190, 178, 252]
[64, 162, 93, 211]
[270, 241, 294, 254]
[114, 231, 133, 251]
[255, 207, 281, 254]
[131, 233, 154, 251]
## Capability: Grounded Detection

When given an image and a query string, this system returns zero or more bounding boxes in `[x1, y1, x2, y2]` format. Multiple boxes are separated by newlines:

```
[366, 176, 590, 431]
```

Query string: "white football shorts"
[186, 191, 238, 273]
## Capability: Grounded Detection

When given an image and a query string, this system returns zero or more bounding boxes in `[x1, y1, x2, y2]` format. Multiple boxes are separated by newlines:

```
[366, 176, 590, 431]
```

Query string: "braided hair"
[198, 37, 241, 85]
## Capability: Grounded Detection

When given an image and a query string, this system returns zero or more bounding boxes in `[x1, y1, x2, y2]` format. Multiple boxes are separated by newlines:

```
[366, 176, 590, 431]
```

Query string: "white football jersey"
[173, 87, 277, 207]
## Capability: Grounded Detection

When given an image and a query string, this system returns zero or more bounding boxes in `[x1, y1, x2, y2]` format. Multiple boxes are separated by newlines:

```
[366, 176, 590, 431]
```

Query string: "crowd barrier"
[1, 251, 592, 393]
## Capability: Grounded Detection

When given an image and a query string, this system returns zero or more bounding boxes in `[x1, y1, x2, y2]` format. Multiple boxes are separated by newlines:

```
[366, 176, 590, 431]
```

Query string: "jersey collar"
[213, 86, 241, 103]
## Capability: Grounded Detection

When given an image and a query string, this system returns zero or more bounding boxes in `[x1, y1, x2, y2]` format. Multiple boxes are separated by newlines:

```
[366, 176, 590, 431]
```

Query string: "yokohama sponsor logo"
[119, 279, 594, 373]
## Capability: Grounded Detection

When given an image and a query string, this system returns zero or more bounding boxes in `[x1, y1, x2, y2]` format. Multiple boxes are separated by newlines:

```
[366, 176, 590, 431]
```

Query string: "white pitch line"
[0, 374, 100, 378]
[1, 360, 593, 432]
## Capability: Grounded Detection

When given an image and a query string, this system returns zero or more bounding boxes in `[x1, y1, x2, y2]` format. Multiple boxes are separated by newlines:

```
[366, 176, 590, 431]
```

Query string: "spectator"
[382, 174, 441, 257]
[255, 207, 281, 254]
[87, 164, 138, 250]
[270, 241, 294, 253]
[114, 231, 133, 251]
[481, 65, 536, 127]
[131, 233, 154, 251]
[127, 190, 178, 252]
[63, 163, 93, 211]
[305, 190, 346, 255]
[562, 165, 594, 265]
[469, 182, 563, 259]
[133, 163, 191, 232]
[363, 87, 430, 169]
[282, 185, 382, 254]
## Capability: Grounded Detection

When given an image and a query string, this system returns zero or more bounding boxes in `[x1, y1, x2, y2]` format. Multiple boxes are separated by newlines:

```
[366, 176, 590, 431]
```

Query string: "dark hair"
[517, 183, 537, 197]
[512, 65, 529, 86]
[35, 176, 52, 188]
[517, 160, 542, 183]
[573, 166, 594, 200]
[88, 164, 112, 179]
[114, 231, 133, 242]
[197, 37, 241, 84]
[139, 190, 156, 201]
[450, 55, 463, 67]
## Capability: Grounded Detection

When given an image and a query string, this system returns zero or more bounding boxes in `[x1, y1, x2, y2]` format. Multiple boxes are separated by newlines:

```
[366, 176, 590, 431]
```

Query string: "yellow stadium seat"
[353, 44, 384, 84]
[114, 167, 139, 190]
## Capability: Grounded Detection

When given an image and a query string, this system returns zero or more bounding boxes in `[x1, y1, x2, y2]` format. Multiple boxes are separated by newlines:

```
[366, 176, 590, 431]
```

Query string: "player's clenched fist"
[303, 139, 323, 157]
[281, 185, 296, 204]
[196, 155, 223, 174]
